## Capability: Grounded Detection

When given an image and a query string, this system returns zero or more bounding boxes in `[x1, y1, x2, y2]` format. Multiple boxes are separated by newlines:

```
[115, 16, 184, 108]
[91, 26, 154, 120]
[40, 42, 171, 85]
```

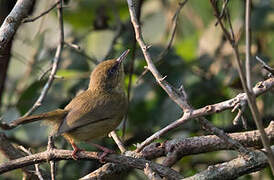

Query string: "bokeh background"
[1, 0, 274, 179]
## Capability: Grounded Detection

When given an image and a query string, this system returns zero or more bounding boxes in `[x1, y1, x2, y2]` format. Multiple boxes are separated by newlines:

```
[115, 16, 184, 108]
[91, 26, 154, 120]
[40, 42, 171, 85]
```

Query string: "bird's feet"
[89, 142, 115, 163]
[71, 142, 84, 160]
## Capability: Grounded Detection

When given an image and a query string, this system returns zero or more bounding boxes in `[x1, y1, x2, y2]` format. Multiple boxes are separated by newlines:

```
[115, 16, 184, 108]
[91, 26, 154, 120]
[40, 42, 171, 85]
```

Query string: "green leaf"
[16, 80, 46, 114]
[56, 69, 89, 79]
[175, 33, 199, 62]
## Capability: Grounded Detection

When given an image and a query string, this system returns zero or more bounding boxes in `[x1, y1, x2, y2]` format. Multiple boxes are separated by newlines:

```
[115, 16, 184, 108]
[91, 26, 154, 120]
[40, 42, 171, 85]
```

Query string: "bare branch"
[256, 56, 274, 75]
[109, 131, 126, 153]
[0, 133, 48, 179]
[24, 0, 64, 116]
[47, 136, 56, 180]
[18, 146, 44, 180]
[0, 149, 183, 180]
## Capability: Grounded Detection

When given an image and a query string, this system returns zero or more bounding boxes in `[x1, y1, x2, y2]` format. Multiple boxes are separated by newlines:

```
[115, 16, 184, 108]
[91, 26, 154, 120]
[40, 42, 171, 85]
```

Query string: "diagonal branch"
[24, 0, 64, 116]
[256, 56, 274, 75]
[22, 1, 60, 23]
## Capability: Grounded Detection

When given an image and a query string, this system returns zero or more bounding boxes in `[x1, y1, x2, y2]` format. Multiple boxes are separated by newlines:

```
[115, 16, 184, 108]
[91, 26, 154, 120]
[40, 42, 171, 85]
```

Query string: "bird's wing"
[56, 91, 116, 135]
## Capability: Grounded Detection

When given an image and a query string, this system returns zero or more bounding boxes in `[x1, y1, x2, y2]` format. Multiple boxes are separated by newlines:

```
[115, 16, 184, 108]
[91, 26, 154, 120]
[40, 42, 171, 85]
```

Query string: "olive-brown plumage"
[7, 50, 129, 157]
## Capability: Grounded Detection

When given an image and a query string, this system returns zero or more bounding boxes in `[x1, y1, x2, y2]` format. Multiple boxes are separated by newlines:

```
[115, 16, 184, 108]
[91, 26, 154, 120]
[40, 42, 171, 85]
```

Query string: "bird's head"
[88, 49, 130, 92]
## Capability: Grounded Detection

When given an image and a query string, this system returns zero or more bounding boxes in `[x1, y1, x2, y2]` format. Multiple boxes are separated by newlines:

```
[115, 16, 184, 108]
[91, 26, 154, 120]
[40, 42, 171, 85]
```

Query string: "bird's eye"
[107, 64, 119, 77]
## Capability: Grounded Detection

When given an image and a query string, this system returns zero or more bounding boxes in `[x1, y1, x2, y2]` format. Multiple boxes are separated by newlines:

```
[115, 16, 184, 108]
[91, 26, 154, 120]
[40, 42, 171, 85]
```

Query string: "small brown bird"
[3, 49, 129, 158]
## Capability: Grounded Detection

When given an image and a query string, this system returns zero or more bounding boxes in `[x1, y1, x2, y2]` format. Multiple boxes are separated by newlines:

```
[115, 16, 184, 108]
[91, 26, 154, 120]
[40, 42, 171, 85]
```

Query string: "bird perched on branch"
[1, 49, 129, 159]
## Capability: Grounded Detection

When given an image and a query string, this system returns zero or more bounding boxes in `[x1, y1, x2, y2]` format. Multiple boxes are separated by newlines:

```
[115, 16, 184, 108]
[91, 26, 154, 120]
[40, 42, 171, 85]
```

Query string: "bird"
[2, 49, 130, 159]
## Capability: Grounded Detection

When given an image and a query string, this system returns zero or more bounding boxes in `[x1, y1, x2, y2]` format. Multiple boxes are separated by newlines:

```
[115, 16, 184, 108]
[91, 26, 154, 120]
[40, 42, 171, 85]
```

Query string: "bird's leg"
[70, 141, 84, 160]
[89, 142, 115, 162]
[64, 134, 84, 159]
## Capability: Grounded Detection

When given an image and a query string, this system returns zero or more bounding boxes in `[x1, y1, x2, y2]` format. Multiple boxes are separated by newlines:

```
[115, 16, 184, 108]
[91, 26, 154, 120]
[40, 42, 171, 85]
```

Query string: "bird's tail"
[0, 109, 68, 130]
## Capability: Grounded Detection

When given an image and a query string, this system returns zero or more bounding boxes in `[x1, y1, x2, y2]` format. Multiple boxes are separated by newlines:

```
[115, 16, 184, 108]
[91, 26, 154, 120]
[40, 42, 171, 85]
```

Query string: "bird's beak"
[116, 49, 130, 64]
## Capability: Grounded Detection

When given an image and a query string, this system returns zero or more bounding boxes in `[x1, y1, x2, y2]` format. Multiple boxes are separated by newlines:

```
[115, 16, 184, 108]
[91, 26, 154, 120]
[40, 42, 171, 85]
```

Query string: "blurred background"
[0, 0, 274, 179]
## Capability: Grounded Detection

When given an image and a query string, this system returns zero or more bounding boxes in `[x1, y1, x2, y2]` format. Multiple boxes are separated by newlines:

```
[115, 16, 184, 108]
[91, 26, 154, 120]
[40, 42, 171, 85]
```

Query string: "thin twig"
[24, 0, 64, 116]
[0, 133, 44, 178]
[64, 41, 81, 50]
[64, 41, 99, 64]
[39, 65, 52, 81]
[22, 1, 60, 23]
[245, 0, 252, 91]
[47, 136, 56, 180]
[218, 0, 229, 20]
[18, 146, 44, 180]
[109, 131, 126, 153]
[256, 56, 274, 75]
[123, 0, 143, 139]
[50, 161, 56, 180]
